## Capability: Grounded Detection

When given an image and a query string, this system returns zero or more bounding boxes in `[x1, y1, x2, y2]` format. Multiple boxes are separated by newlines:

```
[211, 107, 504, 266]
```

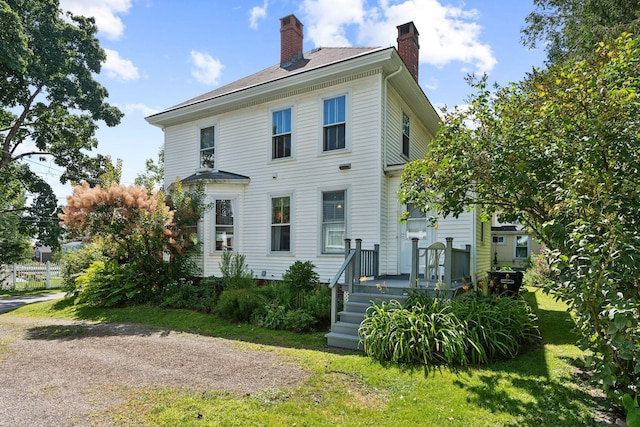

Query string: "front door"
[399, 203, 436, 275]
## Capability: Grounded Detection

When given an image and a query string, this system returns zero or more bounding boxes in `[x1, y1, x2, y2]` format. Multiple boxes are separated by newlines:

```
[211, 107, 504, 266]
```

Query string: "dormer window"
[200, 126, 215, 169]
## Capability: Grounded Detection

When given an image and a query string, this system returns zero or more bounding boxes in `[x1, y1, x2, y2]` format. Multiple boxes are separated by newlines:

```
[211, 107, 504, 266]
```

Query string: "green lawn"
[5, 287, 614, 426]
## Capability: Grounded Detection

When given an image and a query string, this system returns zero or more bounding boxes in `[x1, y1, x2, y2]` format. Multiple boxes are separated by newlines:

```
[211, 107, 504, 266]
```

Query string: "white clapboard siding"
[162, 62, 469, 283]
[176, 74, 386, 281]
[436, 210, 475, 249]
[164, 123, 198, 186]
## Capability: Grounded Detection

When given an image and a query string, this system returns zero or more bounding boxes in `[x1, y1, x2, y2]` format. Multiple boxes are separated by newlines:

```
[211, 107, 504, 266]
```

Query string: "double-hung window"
[515, 235, 530, 258]
[214, 199, 234, 251]
[402, 112, 410, 157]
[200, 126, 215, 169]
[271, 196, 290, 251]
[322, 190, 346, 253]
[323, 95, 346, 151]
[272, 108, 292, 159]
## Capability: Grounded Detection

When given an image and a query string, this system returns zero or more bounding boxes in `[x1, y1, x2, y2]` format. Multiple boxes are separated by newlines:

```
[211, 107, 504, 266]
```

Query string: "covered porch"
[325, 237, 472, 350]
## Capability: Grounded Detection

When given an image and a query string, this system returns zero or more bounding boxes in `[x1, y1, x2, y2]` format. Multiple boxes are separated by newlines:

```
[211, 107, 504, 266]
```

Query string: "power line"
[2, 150, 137, 186]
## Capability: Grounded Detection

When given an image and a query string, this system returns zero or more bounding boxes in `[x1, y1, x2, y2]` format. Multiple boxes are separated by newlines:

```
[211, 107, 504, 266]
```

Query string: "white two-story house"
[146, 14, 490, 283]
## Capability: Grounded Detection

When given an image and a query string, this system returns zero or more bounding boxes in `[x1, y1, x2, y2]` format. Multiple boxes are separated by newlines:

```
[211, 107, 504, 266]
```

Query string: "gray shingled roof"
[181, 170, 251, 183]
[164, 47, 386, 113]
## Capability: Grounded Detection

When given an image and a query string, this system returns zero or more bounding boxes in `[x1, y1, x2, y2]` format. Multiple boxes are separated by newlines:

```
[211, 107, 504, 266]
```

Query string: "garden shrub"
[219, 251, 254, 289]
[253, 261, 330, 332]
[74, 260, 141, 307]
[257, 302, 289, 330]
[280, 309, 317, 333]
[154, 277, 223, 313]
[215, 286, 266, 322]
[200, 276, 226, 302]
[59, 242, 105, 293]
[258, 302, 317, 332]
[257, 280, 289, 305]
[282, 260, 319, 309]
[302, 286, 332, 328]
[523, 253, 553, 288]
[59, 182, 209, 308]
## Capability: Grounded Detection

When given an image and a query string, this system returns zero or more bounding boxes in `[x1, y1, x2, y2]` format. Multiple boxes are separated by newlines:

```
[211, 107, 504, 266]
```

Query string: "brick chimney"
[396, 22, 419, 82]
[280, 14, 304, 67]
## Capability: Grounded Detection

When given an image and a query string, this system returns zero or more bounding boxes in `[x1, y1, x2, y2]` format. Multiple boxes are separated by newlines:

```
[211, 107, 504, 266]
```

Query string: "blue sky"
[39, 0, 546, 200]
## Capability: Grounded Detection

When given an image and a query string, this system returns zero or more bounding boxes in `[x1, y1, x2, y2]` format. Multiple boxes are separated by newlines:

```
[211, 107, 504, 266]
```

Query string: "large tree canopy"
[400, 34, 640, 400]
[0, 0, 123, 248]
[0, 180, 31, 265]
[522, 0, 640, 63]
[135, 148, 164, 194]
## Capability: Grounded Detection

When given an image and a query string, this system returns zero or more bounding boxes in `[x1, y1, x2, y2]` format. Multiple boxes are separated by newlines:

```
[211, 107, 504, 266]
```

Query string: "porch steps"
[325, 290, 408, 351]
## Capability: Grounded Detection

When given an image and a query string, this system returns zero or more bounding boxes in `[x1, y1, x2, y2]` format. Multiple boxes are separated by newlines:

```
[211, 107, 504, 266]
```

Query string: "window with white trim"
[271, 196, 290, 252]
[322, 190, 346, 253]
[213, 199, 234, 251]
[272, 108, 291, 159]
[200, 126, 215, 169]
[515, 235, 530, 258]
[406, 202, 427, 239]
[323, 95, 346, 151]
[492, 236, 505, 245]
[402, 112, 410, 157]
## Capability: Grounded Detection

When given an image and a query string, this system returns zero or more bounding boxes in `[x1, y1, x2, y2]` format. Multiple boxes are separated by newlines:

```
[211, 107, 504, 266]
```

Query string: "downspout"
[383, 66, 403, 170]
[382, 65, 402, 276]
[471, 207, 477, 291]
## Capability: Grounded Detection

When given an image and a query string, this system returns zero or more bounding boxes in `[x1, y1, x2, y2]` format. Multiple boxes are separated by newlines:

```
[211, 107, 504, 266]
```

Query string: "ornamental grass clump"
[450, 296, 541, 364]
[359, 294, 541, 370]
[359, 299, 469, 369]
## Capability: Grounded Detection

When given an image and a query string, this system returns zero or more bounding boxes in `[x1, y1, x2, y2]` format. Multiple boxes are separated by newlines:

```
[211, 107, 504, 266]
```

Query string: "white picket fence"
[0, 262, 62, 290]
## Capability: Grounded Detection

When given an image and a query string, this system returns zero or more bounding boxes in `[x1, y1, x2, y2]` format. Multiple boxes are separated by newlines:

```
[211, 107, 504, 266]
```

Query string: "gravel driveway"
[0, 315, 310, 426]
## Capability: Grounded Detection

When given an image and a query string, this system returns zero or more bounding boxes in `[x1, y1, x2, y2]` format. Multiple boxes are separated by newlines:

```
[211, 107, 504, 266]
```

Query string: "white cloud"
[60, 0, 131, 40]
[301, 0, 497, 73]
[300, 0, 365, 46]
[423, 77, 438, 91]
[124, 103, 160, 117]
[103, 49, 140, 81]
[190, 50, 224, 86]
[249, 0, 268, 30]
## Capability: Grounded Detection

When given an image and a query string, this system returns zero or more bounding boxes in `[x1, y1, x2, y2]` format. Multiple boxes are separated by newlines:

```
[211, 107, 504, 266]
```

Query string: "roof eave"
[386, 50, 441, 138]
[145, 48, 395, 128]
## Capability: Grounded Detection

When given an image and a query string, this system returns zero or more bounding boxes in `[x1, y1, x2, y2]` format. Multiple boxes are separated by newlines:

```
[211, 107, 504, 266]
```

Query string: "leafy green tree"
[166, 179, 211, 258]
[0, 0, 123, 249]
[0, 188, 31, 265]
[98, 156, 123, 188]
[522, 0, 640, 63]
[0, 162, 60, 247]
[135, 148, 164, 193]
[400, 34, 640, 400]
